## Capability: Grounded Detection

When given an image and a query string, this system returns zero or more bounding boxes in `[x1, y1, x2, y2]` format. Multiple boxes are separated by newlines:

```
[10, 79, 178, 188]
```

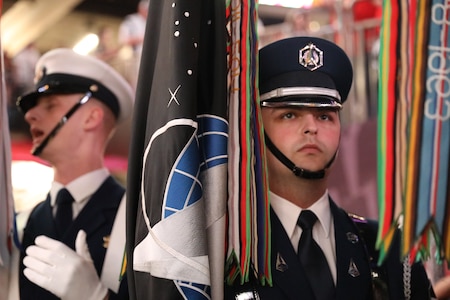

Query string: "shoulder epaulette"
[348, 212, 368, 223]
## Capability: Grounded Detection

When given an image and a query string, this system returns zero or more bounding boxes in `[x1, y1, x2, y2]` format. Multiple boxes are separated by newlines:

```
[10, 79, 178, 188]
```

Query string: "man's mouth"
[30, 127, 45, 144]
[299, 143, 320, 153]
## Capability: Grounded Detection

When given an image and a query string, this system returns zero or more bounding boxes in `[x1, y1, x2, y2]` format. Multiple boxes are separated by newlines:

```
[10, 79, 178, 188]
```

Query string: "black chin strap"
[264, 132, 335, 180]
[32, 92, 92, 156]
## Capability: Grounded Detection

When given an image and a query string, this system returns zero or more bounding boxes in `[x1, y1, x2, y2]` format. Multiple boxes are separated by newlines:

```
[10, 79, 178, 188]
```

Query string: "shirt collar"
[50, 168, 109, 206]
[270, 190, 332, 238]
[308, 191, 332, 238]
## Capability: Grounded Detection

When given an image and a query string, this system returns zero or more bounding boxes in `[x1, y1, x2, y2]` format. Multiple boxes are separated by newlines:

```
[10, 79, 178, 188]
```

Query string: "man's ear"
[84, 106, 104, 130]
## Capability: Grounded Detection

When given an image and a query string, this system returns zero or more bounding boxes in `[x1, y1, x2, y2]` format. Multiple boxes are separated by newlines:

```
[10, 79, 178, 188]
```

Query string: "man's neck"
[269, 176, 328, 209]
[52, 158, 104, 185]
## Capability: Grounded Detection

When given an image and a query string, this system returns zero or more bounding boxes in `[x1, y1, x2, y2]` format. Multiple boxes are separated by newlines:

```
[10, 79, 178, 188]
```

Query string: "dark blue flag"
[126, 0, 227, 299]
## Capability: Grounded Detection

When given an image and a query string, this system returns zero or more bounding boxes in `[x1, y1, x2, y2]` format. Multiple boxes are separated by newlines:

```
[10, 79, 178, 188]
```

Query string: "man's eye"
[282, 112, 294, 119]
[44, 101, 61, 112]
[319, 113, 335, 121]
[44, 103, 55, 110]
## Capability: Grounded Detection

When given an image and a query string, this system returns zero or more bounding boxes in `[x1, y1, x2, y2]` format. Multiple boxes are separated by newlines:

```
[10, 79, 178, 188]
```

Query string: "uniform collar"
[50, 168, 109, 206]
[270, 190, 332, 239]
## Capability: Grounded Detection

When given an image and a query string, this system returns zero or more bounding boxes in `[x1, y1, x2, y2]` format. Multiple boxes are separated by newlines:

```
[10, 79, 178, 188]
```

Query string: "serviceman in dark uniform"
[225, 37, 434, 299]
[16, 49, 133, 299]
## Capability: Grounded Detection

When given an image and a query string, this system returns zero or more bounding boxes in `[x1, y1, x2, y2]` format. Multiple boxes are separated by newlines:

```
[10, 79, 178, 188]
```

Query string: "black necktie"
[297, 210, 335, 300]
[54, 188, 74, 236]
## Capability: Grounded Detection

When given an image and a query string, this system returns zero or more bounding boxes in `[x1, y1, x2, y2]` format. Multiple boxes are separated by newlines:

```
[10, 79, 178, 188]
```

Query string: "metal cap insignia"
[299, 43, 323, 71]
[35, 66, 46, 84]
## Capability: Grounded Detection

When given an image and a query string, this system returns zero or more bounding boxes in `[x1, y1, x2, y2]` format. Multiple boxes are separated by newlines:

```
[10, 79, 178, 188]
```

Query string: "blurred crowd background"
[4, 0, 384, 215]
[3, 0, 449, 291]
[4, 0, 382, 231]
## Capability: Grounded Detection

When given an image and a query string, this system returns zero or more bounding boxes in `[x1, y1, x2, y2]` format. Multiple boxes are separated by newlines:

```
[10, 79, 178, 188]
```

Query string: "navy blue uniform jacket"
[19, 176, 129, 300]
[225, 198, 432, 299]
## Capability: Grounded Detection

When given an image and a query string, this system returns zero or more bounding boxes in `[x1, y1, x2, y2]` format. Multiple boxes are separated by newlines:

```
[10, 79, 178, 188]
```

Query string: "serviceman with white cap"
[16, 48, 133, 299]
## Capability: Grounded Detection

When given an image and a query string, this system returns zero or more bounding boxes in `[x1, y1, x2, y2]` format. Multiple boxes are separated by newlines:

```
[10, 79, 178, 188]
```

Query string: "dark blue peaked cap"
[259, 37, 353, 109]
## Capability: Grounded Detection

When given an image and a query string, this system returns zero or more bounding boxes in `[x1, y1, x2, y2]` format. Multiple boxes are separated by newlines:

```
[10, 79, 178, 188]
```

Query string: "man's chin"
[31, 142, 47, 157]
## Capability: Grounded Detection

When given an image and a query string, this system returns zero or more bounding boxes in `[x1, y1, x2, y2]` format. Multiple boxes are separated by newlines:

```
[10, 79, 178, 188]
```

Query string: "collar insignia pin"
[276, 252, 288, 272]
[346, 232, 359, 244]
[348, 258, 360, 277]
[299, 43, 323, 71]
[103, 235, 110, 248]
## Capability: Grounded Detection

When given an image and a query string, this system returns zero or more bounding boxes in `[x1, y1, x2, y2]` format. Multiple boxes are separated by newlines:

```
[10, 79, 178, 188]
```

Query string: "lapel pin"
[348, 258, 360, 277]
[346, 232, 359, 244]
[275, 252, 288, 272]
[103, 235, 110, 248]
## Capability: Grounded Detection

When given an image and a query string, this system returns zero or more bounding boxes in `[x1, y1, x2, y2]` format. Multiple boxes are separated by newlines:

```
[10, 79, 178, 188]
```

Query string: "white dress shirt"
[50, 168, 110, 219]
[270, 190, 337, 284]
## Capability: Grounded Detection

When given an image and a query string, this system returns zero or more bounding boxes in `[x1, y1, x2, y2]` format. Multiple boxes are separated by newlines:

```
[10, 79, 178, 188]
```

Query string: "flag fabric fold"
[0, 0, 15, 294]
[0, 34, 14, 271]
[126, 0, 228, 299]
[127, 0, 269, 298]
[377, 0, 450, 264]
[225, 0, 271, 286]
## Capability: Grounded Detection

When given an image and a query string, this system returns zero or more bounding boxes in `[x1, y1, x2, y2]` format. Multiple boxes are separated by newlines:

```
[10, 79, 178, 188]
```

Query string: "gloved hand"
[23, 230, 108, 300]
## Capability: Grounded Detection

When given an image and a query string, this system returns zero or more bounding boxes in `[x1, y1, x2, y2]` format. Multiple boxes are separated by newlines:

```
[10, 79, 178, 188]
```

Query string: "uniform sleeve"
[352, 218, 434, 299]
[410, 261, 434, 300]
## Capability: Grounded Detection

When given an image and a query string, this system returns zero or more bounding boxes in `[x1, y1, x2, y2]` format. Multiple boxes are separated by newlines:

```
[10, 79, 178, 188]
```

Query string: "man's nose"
[302, 114, 318, 135]
[24, 107, 38, 123]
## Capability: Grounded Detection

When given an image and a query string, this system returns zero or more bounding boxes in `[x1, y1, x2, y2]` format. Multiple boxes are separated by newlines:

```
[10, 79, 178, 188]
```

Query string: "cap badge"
[299, 43, 323, 71]
[35, 66, 47, 84]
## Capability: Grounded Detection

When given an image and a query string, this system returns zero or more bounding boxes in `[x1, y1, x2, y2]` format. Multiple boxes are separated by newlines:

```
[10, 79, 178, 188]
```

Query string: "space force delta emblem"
[299, 43, 323, 71]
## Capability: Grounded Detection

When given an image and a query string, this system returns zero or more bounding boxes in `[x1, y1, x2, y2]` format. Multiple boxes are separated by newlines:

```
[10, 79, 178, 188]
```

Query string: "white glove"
[23, 230, 108, 300]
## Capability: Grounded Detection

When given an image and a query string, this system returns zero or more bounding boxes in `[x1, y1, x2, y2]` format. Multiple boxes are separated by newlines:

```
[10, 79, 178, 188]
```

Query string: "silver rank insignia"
[299, 43, 323, 71]
[348, 258, 360, 277]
